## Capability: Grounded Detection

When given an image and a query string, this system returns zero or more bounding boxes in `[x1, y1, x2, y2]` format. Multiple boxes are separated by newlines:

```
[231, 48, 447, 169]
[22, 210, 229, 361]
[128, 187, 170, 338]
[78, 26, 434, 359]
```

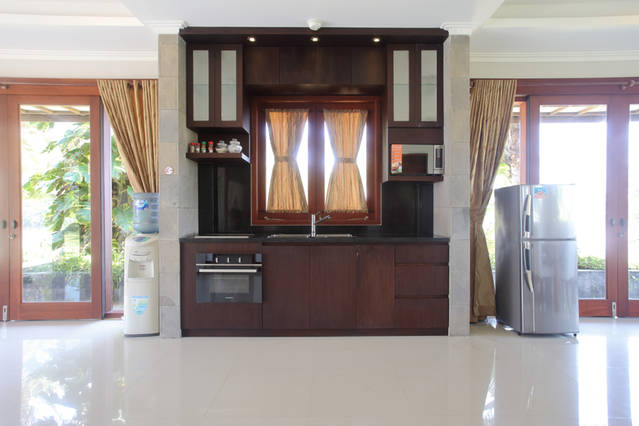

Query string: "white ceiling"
[1, 0, 638, 78]
[470, 0, 639, 76]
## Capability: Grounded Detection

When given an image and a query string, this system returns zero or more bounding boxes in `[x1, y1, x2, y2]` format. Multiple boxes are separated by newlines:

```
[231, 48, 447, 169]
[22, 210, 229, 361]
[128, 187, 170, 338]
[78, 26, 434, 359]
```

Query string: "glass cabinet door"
[392, 50, 410, 123]
[219, 49, 237, 122]
[192, 49, 210, 122]
[420, 49, 438, 123]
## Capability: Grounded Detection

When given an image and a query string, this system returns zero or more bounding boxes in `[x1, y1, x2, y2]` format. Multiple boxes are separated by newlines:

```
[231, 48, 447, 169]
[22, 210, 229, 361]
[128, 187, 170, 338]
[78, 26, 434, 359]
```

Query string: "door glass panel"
[220, 50, 237, 121]
[192, 49, 209, 121]
[539, 104, 607, 299]
[420, 49, 437, 122]
[392, 50, 410, 122]
[20, 105, 92, 302]
[629, 104, 639, 300]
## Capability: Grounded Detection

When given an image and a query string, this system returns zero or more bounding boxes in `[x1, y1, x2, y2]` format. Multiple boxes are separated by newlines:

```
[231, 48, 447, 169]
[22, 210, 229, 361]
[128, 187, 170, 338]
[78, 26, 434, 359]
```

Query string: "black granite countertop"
[180, 233, 449, 244]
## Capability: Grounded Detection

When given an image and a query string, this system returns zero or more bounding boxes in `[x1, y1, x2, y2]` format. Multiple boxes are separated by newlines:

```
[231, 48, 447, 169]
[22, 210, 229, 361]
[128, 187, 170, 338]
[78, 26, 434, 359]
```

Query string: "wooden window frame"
[250, 96, 381, 226]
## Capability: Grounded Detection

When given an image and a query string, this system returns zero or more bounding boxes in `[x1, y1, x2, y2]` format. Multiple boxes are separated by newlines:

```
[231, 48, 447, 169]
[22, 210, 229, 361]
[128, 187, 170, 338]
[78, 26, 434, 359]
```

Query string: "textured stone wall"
[157, 34, 198, 337]
[434, 35, 471, 336]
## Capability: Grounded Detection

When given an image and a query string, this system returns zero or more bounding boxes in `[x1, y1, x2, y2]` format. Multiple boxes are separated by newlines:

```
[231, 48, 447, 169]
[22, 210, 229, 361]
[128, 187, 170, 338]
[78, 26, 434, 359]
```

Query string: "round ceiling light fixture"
[307, 18, 323, 31]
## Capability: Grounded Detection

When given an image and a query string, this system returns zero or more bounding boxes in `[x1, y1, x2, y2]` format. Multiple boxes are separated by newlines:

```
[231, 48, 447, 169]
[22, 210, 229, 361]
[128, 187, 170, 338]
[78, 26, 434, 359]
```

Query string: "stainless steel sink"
[266, 233, 354, 239]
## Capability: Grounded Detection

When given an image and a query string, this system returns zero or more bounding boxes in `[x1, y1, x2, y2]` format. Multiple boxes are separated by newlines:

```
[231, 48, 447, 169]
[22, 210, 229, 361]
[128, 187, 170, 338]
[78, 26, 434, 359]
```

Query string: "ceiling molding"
[471, 50, 639, 63]
[440, 22, 473, 35]
[0, 13, 143, 27]
[145, 20, 187, 34]
[0, 49, 157, 62]
[481, 15, 639, 30]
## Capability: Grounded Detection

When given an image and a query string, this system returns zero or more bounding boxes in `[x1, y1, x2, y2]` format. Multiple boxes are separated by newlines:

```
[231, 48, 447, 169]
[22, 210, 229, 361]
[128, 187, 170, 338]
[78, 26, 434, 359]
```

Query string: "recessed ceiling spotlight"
[248, 36, 256, 42]
[373, 37, 381, 43]
[311, 36, 319, 42]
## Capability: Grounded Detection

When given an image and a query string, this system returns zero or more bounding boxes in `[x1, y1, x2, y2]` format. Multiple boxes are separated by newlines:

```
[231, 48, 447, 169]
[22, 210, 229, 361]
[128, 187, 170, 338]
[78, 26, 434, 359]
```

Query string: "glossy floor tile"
[0, 318, 638, 425]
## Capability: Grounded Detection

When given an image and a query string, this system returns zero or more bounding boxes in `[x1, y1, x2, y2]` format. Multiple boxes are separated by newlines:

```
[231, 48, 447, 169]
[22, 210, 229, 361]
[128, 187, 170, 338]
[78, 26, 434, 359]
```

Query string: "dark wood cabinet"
[181, 241, 449, 335]
[387, 44, 442, 128]
[309, 245, 358, 329]
[357, 245, 395, 328]
[262, 245, 310, 329]
[187, 44, 246, 131]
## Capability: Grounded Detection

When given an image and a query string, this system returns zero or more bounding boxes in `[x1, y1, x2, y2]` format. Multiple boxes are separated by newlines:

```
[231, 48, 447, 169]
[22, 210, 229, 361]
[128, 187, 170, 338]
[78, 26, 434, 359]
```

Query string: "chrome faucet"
[310, 212, 331, 237]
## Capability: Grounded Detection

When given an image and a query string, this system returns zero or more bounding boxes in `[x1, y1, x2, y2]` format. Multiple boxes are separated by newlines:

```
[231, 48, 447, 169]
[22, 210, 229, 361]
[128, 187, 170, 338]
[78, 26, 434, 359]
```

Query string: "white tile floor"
[1, 318, 638, 426]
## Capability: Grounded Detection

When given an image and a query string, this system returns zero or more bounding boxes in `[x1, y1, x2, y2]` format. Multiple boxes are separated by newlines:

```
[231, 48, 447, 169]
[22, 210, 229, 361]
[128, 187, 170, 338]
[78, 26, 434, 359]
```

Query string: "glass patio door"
[8, 95, 102, 320]
[618, 97, 639, 316]
[530, 95, 639, 317]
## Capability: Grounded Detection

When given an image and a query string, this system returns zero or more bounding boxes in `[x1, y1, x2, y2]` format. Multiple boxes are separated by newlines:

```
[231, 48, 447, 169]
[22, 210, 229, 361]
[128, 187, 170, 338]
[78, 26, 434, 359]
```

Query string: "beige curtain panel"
[266, 108, 309, 212]
[324, 109, 368, 213]
[98, 79, 158, 193]
[470, 79, 517, 322]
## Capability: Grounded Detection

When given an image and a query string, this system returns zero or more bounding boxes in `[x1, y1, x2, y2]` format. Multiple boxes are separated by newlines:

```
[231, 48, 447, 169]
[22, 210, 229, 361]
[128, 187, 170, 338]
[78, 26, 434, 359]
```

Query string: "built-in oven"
[195, 253, 262, 303]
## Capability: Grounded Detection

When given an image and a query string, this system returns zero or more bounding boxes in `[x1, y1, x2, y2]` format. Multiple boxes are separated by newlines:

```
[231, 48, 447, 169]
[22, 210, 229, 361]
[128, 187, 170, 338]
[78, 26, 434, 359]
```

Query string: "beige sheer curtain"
[98, 79, 158, 193]
[266, 108, 309, 212]
[470, 79, 517, 322]
[324, 109, 368, 212]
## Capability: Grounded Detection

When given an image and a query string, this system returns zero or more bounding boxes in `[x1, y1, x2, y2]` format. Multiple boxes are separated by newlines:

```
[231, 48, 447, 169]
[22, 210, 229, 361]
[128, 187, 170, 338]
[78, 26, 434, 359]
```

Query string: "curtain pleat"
[97, 80, 158, 193]
[469, 79, 517, 322]
[324, 109, 368, 213]
[266, 108, 309, 212]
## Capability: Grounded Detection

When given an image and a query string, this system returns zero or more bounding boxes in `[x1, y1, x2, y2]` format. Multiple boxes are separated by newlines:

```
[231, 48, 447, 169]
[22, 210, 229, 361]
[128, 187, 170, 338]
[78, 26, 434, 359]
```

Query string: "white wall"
[470, 60, 639, 79]
[0, 58, 157, 79]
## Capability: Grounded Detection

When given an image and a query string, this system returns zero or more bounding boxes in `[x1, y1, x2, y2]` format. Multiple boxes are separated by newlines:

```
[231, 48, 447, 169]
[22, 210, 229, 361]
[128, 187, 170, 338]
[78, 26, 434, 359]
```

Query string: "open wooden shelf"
[186, 152, 250, 165]
[388, 175, 444, 183]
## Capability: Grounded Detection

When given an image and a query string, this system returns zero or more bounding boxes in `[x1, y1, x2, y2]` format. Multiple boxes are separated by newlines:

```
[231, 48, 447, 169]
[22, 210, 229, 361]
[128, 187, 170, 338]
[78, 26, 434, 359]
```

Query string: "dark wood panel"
[357, 245, 394, 328]
[180, 27, 449, 45]
[262, 245, 310, 329]
[279, 46, 352, 85]
[244, 47, 279, 85]
[183, 328, 447, 336]
[387, 127, 443, 144]
[351, 47, 385, 86]
[394, 298, 448, 329]
[310, 245, 357, 328]
[395, 265, 448, 297]
[395, 244, 448, 264]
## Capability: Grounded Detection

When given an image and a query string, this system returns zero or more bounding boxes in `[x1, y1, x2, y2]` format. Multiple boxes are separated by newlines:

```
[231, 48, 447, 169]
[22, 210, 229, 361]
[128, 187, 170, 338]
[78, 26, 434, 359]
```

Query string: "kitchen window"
[251, 97, 381, 225]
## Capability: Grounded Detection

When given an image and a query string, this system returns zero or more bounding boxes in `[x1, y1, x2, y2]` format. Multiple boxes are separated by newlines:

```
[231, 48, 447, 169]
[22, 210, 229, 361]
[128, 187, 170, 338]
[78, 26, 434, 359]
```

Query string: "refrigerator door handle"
[523, 194, 532, 239]
[523, 241, 536, 333]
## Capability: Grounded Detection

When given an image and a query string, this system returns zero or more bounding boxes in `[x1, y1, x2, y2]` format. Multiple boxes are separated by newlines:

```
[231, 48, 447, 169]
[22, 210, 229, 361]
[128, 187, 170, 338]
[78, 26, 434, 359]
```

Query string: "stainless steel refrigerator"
[495, 184, 579, 335]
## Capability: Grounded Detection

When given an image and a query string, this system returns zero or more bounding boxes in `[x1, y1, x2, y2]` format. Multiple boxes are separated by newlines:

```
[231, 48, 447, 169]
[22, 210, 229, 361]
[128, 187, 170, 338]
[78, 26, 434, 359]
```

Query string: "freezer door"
[529, 184, 576, 240]
[521, 240, 579, 334]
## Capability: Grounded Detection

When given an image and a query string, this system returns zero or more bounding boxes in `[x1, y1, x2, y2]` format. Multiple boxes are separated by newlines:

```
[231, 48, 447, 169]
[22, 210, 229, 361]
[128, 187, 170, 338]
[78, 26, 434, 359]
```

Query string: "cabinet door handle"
[1, 220, 6, 229]
[12, 220, 18, 229]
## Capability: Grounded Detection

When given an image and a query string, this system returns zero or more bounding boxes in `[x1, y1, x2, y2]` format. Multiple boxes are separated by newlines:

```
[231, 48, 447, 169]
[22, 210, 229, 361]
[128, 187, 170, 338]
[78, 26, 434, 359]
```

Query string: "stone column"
[434, 35, 471, 336]
[157, 34, 198, 337]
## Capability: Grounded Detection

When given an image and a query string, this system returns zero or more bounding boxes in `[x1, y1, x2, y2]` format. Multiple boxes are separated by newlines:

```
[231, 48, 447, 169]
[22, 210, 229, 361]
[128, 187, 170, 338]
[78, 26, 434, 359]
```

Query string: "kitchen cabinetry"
[262, 245, 310, 329]
[180, 240, 448, 335]
[387, 44, 442, 128]
[187, 44, 246, 131]
[310, 245, 358, 329]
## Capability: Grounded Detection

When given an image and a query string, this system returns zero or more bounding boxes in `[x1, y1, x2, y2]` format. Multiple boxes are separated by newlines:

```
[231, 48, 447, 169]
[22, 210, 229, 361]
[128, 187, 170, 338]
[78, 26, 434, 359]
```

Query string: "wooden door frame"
[527, 95, 615, 316]
[0, 95, 8, 317]
[614, 95, 639, 317]
[7, 94, 103, 320]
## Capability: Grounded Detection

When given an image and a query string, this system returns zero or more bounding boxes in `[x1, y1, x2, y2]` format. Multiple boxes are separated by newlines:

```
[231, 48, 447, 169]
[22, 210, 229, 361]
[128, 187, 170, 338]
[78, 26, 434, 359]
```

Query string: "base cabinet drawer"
[396, 265, 448, 297]
[395, 244, 448, 264]
[183, 304, 262, 330]
[394, 298, 448, 329]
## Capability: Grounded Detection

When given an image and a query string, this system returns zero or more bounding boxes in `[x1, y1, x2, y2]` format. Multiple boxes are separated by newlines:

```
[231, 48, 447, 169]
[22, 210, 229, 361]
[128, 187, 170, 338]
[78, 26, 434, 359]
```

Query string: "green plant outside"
[23, 121, 132, 302]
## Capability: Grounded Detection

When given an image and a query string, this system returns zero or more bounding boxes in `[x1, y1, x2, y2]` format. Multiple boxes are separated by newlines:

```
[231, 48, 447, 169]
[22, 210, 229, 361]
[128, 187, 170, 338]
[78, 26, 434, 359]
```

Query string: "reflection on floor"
[0, 318, 638, 426]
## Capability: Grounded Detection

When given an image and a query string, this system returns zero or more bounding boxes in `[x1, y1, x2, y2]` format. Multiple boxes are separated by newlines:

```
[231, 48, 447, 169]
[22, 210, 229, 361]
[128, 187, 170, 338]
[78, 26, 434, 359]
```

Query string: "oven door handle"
[198, 268, 259, 274]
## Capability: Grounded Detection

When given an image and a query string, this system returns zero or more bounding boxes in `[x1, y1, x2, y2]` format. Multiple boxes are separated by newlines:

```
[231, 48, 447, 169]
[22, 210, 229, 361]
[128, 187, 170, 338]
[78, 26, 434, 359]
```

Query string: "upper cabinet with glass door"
[387, 44, 442, 128]
[187, 44, 247, 131]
